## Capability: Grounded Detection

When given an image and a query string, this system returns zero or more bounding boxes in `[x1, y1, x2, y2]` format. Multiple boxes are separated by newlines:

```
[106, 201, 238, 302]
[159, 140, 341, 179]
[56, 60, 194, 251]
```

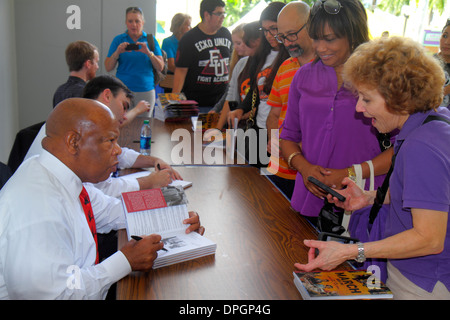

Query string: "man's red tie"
[79, 186, 99, 264]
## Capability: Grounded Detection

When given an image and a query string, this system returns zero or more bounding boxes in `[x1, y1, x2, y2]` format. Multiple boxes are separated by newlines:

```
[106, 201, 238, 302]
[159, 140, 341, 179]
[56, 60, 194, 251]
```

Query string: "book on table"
[121, 186, 216, 269]
[191, 114, 238, 156]
[293, 270, 393, 300]
[192, 116, 225, 149]
[191, 113, 221, 132]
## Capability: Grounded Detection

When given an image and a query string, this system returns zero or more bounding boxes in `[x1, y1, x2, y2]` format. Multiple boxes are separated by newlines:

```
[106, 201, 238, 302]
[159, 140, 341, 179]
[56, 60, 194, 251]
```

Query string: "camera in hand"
[125, 43, 140, 51]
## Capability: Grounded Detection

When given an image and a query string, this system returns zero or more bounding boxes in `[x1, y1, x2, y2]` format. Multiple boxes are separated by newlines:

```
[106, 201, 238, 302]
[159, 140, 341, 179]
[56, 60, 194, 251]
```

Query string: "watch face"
[356, 243, 365, 263]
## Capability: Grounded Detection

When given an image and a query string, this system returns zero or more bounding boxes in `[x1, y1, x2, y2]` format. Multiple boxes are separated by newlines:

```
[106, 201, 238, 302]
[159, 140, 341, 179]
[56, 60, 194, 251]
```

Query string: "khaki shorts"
[386, 261, 450, 300]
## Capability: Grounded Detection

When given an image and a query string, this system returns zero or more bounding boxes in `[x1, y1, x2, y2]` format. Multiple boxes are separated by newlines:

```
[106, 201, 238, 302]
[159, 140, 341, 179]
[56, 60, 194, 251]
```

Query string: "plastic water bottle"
[140, 120, 152, 155]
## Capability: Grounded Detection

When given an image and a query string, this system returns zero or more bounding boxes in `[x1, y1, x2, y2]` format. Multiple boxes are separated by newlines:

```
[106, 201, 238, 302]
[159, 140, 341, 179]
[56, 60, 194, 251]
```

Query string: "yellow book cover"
[293, 270, 393, 300]
[158, 93, 187, 109]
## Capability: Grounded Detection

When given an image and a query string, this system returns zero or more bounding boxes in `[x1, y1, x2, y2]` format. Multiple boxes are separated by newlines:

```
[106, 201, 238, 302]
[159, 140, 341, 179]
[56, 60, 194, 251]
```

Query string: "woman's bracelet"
[287, 151, 302, 171]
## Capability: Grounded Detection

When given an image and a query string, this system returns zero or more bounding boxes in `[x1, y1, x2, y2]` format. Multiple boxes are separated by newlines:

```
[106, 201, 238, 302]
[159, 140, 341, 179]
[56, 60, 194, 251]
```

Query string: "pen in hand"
[131, 235, 168, 251]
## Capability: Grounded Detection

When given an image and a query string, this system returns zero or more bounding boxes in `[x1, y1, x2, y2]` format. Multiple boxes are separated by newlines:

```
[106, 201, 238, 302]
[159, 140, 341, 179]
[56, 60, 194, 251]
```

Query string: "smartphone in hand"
[307, 176, 346, 202]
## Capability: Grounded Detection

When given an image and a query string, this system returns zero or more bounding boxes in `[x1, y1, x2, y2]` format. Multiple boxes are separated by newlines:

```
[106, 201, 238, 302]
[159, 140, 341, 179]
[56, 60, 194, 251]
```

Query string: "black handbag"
[318, 200, 346, 235]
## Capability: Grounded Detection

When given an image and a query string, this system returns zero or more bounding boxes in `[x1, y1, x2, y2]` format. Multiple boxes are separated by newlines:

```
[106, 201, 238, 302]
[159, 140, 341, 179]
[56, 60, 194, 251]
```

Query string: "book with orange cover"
[293, 270, 393, 300]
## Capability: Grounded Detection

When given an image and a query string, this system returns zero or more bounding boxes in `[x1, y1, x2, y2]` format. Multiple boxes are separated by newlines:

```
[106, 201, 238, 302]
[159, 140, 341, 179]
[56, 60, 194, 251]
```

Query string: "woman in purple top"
[297, 36, 450, 299]
[280, 0, 391, 220]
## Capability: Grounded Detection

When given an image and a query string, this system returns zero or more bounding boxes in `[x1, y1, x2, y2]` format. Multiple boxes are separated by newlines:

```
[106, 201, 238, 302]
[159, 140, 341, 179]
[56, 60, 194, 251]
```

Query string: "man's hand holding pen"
[120, 234, 163, 272]
[156, 161, 182, 181]
[121, 211, 205, 271]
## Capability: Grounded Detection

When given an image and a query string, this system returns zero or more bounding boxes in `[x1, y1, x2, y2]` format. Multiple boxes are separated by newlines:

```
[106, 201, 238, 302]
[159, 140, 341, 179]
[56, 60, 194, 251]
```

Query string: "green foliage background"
[223, 0, 447, 27]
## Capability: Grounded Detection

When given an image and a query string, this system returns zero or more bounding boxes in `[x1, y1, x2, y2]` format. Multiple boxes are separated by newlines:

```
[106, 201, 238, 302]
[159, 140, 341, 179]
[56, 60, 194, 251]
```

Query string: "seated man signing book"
[0, 98, 203, 299]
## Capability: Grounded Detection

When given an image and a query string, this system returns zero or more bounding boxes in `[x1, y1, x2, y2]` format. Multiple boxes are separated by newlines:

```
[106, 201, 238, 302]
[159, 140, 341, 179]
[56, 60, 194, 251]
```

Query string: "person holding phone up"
[105, 7, 164, 114]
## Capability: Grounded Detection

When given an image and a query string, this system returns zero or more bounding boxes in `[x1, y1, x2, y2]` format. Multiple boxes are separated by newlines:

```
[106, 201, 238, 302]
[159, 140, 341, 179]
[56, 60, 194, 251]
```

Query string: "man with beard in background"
[265, 1, 315, 199]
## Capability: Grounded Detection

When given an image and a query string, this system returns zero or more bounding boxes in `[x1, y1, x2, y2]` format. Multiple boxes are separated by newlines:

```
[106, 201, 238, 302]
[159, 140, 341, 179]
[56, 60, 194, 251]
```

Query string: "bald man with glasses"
[265, 1, 315, 199]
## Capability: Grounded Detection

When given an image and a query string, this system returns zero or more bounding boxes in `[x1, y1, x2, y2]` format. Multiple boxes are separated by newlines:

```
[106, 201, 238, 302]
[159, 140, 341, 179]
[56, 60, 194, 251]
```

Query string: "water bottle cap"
[144, 120, 149, 124]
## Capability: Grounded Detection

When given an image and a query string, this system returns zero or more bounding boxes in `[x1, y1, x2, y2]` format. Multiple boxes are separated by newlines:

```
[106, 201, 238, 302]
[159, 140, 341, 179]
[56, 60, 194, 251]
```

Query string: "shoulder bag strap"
[146, 33, 155, 52]
[368, 114, 450, 224]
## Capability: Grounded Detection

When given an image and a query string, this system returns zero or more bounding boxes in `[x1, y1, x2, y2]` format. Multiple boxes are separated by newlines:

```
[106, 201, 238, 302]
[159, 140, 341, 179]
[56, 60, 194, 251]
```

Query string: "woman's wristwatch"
[355, 242, 366, 263]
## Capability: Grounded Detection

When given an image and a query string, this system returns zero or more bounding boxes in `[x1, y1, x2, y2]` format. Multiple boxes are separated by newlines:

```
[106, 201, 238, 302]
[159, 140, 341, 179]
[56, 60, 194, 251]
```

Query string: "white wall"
[0, 0, 156, 164]
[0, 0, 18, 164]
[14, 0, 157, 128]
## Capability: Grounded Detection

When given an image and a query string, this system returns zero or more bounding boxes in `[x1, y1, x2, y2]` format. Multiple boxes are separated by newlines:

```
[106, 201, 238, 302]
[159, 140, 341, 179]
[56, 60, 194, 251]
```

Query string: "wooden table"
[116, 116, 349, 300]
[119, 117, 246, 166]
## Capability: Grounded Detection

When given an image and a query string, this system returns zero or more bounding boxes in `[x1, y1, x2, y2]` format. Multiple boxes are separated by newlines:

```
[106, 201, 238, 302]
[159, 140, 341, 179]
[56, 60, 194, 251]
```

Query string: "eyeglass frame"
[311, 0, 343, 15]
[259, 26, 279, 37]
[126, 7, 143, 14]
[275, 23, 307, 44]
[210, 11, 227, 18]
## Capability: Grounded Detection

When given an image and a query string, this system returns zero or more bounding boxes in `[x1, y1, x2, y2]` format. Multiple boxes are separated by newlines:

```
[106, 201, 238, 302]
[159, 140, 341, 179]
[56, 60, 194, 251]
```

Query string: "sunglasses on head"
[311, 0, 343, 15]
[126, 7, 143, 14]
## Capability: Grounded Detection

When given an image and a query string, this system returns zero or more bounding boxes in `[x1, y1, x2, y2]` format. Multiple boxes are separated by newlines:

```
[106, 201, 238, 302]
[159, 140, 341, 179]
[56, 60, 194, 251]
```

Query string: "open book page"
[125, 204, 189, 239]
[121, 186, 188, 240]
[121, 186, 216, 268]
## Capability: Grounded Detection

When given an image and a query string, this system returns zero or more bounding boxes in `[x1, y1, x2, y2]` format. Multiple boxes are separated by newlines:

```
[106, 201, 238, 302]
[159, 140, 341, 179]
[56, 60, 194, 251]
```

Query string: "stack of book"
[158, 93, 199, 122]
[121, 186, 216, 269]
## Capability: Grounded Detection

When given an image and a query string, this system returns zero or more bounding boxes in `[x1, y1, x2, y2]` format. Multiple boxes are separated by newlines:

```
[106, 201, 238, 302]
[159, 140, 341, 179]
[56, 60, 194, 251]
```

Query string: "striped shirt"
[266, 57, 301, 179]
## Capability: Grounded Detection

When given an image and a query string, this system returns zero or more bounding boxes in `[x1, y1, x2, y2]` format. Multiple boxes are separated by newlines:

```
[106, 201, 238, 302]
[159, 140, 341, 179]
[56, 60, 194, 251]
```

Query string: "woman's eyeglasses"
[311, 0, 343, 15]
[275, 23, 307, 44]
[259, 26, 278, 37]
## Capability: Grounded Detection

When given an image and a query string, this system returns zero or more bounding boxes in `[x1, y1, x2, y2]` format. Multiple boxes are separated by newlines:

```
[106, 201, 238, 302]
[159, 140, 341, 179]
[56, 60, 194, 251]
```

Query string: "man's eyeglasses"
[311, 0, 343, 15]
[211, 11, 227, 18]
[259, 26, 278, 37]
[275, 23, 307, 44]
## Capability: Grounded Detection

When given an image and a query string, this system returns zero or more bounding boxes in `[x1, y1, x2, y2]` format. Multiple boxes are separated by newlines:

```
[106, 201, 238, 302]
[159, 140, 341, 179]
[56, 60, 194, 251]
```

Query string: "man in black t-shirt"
[173, 0, 232, 110]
